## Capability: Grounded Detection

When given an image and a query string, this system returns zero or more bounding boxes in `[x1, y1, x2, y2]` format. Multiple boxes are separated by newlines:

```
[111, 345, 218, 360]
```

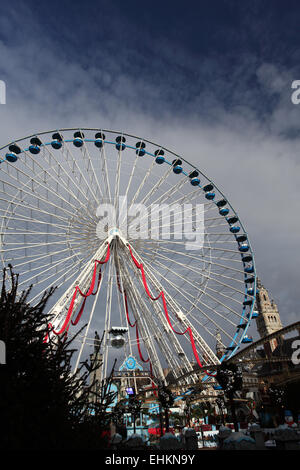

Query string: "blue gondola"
[216, 199, 227, 207]
[239, 244, 249, 252]
[205, 192, 215, 200]
[190, 177, 200, 186]
[219, 208, 229, 216]
[51, 139, 62, 149]
[230, 226, 240, 233]
[116, 135, 126, 151]
[73, 131, 84, 148]
[51, 132, 63, 149]
[155, 149, 164, 164]
[227, 216, 238, 225]
[242, 336, 253, 344]
[29, 145, 40, 154]
[94, 132, 105, 148]
[173, 165, 182, 174]
[244, 266, 254, 273]
[189, 170, 199, 179]
[135, 141, 145, 156]
[203, 183, 214, 192]
[6, 152, 18, 162]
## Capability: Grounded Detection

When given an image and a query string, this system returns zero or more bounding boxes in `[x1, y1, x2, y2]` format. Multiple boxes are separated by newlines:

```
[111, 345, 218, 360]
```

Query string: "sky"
[0, 0, 299, 334]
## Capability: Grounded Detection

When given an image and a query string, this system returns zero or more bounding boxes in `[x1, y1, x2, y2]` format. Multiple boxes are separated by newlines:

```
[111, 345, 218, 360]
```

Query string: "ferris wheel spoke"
[125, 243, 219, 365]
[0, 176, 77, 222]
[149, 256, 244, 319]
[125, 158, 157, 218]
[122, 276, 168, 381]
[154, 250, 246, 293]
[3, 153, 91, 220]
[149, 245, 246, 276]
[0, 235, 84, 251]
[154, 250, 243, 289]
[27, 256, 84, 304]
[60, 138, 100, 204]
[23, 145, 97, 219]
[42, 142, 100, 209]
[145, 257, 239, 328]
[118, 254, 191, 379]
[11, 245, 82, 268]
[100, 143, 112, 205]
[81, 139, 105, 202]
[17, 252, 80, 285]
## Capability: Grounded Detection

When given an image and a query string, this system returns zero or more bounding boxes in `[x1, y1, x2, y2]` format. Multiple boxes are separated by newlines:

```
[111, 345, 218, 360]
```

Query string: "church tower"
[255, 279, 283, 354]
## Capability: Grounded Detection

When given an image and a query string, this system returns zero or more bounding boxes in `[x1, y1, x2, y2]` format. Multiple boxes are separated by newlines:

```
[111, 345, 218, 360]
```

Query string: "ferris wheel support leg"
[73, 273, 104, 373]
[127, 243, 220, 367]
[47, 239, 110, 333]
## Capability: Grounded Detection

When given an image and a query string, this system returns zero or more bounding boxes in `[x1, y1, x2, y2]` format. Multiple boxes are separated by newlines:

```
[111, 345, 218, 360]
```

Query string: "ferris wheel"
[0, 128, 257, 386]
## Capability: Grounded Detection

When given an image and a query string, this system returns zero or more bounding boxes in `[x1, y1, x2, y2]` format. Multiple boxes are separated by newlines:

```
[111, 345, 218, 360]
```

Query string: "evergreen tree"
[0, 267, 116, 450]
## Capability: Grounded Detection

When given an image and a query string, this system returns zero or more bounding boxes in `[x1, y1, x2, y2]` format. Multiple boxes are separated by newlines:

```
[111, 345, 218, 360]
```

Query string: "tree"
[0, 267, 116, 450]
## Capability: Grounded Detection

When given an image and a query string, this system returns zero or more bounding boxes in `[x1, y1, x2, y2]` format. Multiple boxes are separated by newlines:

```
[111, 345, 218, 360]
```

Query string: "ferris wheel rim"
[0, 127, 257, 375]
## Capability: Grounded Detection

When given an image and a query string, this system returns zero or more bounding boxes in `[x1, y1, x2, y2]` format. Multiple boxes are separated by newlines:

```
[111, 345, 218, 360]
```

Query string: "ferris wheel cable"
[149, 245, 246, 275]
[146, 261, 234, 343]
[126, 243, 219, 365]
[2, 245, 79, 265]
[16, 251, 83, 282]
[18, 255, 81, 291]
[142, 239, 243, 257]
[188, 310, 238, 343]
[129, 187, 215, 230]
[117, 150, 142, 225]
[0, 211, 72, 231]
[148, 257, 245, 318]
[43, 140, 103, 207]
[134, 188, 218, 232]
[0, 231, 93, 237]
[24, 145, 99, 221]
[60, 138, 99, 204]
[81, 139, 105, 201]
[114, 256, 133, 373]
[28, 257, 84, 305]
[48, 244, 110, 335]
[0, 235, 86, 251]
[73, 271, 104, 374]
[144, 258, 239, 329]
[152, 244, 245, 262]
[0, 189, 71, 224]
[153, 251, 248, 296]
[100, 143, 113, 205]
[3, 151, 95, 220]
[145, 175, 192, 208]
[154, 251, 245, 289]
[0, 211, 95, 237]
[102, 260, 114, 382]
[120, 157, 157, 225]
[121, 274, 169, 382]
[119, 256, 190, 374]
[136, 164, 178, 209]
[113, 147, 123, 218]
